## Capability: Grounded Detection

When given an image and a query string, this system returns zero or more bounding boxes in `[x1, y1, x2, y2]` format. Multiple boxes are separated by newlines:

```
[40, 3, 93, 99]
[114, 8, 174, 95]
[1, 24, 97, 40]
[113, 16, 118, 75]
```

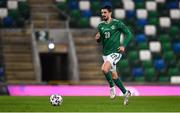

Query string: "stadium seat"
[155, 0, 165, 3]
[159, 34, 170, 43]
[0, 8, 8, 18]
[138, 42, 149, 50]
[170, 9, 180, 19]
[126, 10, 136, 19]
[120, 67, 132, 81]
[132, 67, 144, 77]
[168, 67, 179, 76]
[78, 17, 89, 28]
[56, 1, 67, 10]
[70, 9, 80, 20]
[139, 50, 151, 61]
[136, 19, 147, 27]
[144, 68, 156, 81]
[136, 9, 148, 19]
[18, 1, 30, 20]
[91, 1, 100, 15]
[0, 67, 4, 77]
[68, 0, 78, 10]
[166, 1, 179, 9]
[146, 1, 157, 11]
[89, 16, 101, 28]
[2, 16, 13, 27]
[135, 34, 146, 43]
[168, 61, 177, 70]
[7, 0, 18, 10]
[172, 42, 180, 53]
[159, 76, 169, 82]
[152, 52, 162, 60]
[123, 1, 135, 10]
[142, 60, 153, 68]
[177, 60, 180, 70]
[161, 42, 171, 52]
[117, 59, 129, 69]
[149, 41, 161, 53]
[148, 11, 158, 18]
[114, 9, 125, 19]
[81, 10, 92, 18]
[169, 25, 179, 36]
[8, 9, 19, 20]
[159, 17, 171, 28]
[163, 51, 175, 62]
[154, 59, 166, 71]
[135, 2, 144, 9]
[144, 25, 156, 36]
[79, 0, 90, 10]
[112, 0, 123, 8]
[128, 51, 139, 62]
[132, 67, 144, 81]
[16, 17, 25, 27]
[148, 17, 158, 25]
[127, 41, 136, 50]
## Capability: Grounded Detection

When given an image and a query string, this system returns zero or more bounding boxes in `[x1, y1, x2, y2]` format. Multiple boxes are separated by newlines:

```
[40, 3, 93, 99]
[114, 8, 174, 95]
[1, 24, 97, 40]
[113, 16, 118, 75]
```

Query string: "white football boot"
[123, 90, 131, 105]
[110, 86, 116, 99]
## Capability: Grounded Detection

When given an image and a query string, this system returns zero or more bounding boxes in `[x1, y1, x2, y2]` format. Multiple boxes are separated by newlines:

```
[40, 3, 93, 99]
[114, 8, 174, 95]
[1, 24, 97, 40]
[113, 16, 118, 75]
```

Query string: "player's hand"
[118, 46, 125, 53]
[95, 33, 100, 40]
[95, 32, 101, 43]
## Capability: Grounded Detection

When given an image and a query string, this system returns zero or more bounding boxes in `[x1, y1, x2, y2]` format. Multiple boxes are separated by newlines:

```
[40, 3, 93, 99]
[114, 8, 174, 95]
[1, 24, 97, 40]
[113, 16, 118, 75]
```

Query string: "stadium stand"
[1, 30, 37, 83]
[0, 0, 30, 28]
[0, 0, 37, 83]
[0, 31, 4, 83]
[54, 0, 180, 83]
[0, 0, 179, 84]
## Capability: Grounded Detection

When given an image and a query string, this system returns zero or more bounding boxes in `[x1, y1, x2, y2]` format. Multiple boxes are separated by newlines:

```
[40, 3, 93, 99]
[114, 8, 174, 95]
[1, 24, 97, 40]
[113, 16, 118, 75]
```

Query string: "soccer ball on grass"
[50, 94, 63, 106]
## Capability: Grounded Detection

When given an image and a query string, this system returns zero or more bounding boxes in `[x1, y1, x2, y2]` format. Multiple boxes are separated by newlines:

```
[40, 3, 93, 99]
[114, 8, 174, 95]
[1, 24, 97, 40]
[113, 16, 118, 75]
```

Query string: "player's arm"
[117, 21, 133, 52]
[119, 21, 132, 48]
[95, 32, 101, 43]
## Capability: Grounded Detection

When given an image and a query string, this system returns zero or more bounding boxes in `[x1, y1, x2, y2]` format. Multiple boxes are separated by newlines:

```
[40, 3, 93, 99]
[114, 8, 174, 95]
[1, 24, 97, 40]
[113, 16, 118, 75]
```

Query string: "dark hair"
[101, 5, 112, 12]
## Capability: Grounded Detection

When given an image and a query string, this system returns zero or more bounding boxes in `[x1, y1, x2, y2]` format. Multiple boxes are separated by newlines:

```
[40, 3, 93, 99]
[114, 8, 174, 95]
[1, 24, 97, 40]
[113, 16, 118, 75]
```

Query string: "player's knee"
[112, 72, 118, 79]
[101, 67, 109, 74]
[112, 74, 118, 79]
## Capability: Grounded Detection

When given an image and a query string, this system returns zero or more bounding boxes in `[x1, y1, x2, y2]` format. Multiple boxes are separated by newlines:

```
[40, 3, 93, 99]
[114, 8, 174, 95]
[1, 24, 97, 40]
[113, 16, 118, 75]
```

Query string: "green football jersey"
[98, 18, 132, 55]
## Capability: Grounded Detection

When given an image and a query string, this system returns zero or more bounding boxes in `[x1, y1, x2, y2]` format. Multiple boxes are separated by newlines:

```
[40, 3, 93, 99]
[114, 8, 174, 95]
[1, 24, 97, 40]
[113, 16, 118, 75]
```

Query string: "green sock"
[105, 72, 114, 87]
[113, 77, 126, 94]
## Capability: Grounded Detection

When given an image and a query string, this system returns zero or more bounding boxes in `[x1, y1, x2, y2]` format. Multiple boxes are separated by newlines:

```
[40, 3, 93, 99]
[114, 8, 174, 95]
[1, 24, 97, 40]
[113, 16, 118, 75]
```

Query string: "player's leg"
[102, 61, 114, 87]
[111, 71, 126, 94]
[111, 71, 131, 105]
[101, 61, 115, 99]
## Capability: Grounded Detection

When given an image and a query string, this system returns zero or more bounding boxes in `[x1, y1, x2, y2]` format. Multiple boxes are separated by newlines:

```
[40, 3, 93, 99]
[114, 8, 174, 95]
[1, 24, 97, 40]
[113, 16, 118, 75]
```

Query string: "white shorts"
[102, 53, 122, 71]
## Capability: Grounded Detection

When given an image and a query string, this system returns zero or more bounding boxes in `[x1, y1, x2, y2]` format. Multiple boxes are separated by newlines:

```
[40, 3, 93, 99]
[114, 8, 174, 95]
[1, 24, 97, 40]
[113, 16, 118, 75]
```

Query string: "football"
[49, 94, 63, 106]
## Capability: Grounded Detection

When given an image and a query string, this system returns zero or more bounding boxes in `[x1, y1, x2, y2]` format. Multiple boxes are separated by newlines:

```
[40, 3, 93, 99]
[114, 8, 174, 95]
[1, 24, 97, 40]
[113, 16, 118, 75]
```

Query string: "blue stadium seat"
[135, 34, 146, 43]
[0, 67, 4, 77]
[132, 67, 144, 77]
[3, 16, 13, 27]
[136, 19, 147, 27]
[166, 2, 179, 9]
[81, 10, 92, 18]
[172, 42, 180, 53]
[154, 59, 166, 71]
[126, 10, 135, 19]
[68, 0, 78, 10]
[100, 0, 112, 5]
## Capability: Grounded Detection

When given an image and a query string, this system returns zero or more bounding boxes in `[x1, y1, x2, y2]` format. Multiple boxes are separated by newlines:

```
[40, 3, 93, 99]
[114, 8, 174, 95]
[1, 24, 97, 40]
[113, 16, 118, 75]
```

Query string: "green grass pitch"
[0, 96, 180, 112]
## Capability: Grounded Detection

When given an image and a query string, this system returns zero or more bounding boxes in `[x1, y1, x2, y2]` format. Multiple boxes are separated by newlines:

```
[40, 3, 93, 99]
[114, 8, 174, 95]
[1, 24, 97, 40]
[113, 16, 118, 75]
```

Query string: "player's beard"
[102, 16, 108, 21]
